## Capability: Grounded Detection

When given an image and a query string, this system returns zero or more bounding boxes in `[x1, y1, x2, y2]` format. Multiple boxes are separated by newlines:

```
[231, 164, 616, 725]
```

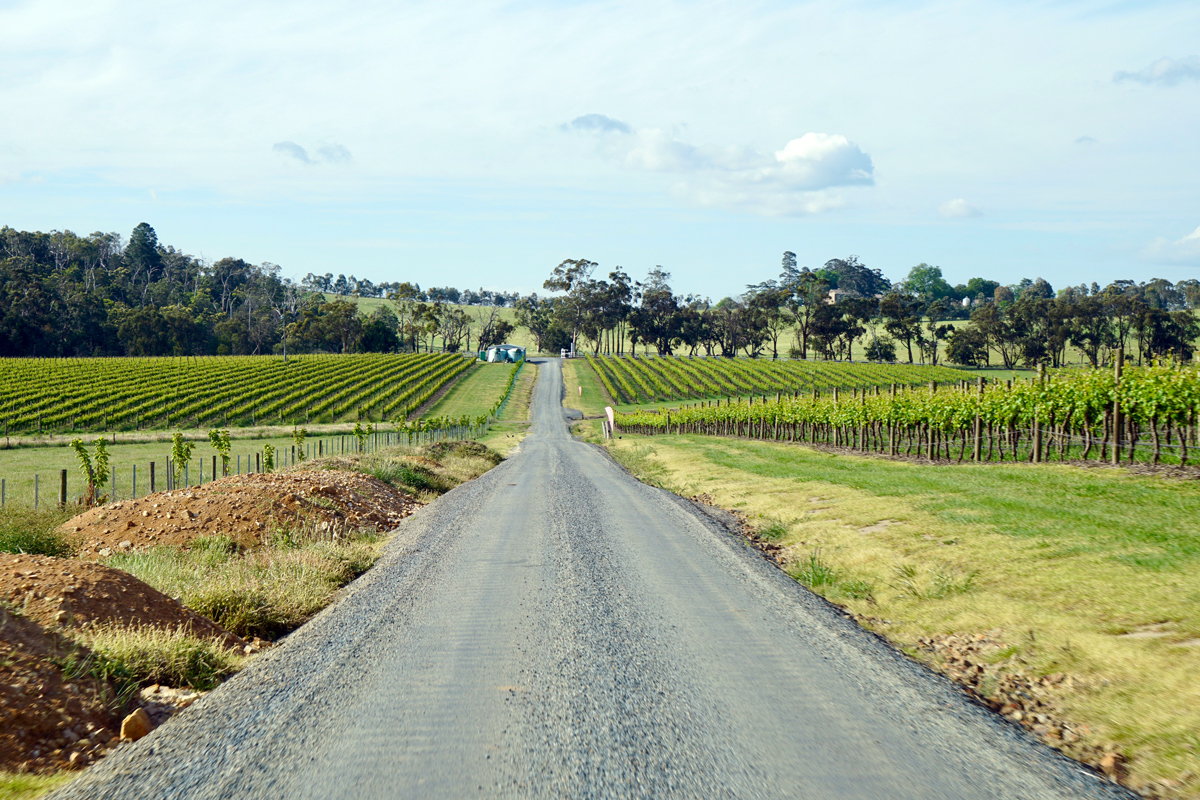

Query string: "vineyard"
[614, 363, 1200, 467]
[586, 354, 974, 405]
[0, 353, 472, 433]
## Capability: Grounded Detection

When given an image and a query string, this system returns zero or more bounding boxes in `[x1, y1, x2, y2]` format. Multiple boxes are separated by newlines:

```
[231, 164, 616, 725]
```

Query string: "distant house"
[825, 288, 861, 304]
[479, 344, 526, 363]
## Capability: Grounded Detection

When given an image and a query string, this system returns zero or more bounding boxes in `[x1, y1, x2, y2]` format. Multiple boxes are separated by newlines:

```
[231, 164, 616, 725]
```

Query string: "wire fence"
[0, 426, 480, 510]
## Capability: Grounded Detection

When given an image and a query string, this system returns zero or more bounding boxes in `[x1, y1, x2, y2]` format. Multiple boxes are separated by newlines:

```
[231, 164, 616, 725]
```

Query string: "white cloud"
[562, 114, 632, 135]
[939, 198, 981, 218]
[272, 141, 351, 165]
[1114, 56, 1200, 86]
[1144, 225, 1200, 264]
[565, 120, 873, 214]
[767, 133, 874, 191]
[1074, 135, 1097, 145]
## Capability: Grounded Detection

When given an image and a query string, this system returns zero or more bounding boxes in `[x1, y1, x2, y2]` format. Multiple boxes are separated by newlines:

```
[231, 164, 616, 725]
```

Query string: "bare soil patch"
[0, 606, 122, 774]
[2, 554, 245, 651]
[61, 469, 419, 555]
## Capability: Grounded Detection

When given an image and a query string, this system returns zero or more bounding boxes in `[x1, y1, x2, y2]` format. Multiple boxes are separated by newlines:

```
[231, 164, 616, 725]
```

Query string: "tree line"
[527, 255, 1199, 368]
[0, 224, 520, 358]
[2, 223, 1196, 366]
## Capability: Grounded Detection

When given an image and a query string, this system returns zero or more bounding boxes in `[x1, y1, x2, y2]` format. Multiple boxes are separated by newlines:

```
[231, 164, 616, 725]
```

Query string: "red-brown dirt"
[61, 469, 419, 555]
[1, 554, 245, 650]
[0, 605, 122, 773]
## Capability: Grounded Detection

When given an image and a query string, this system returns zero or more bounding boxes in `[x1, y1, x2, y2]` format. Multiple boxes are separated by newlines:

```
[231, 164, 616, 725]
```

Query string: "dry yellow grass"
[606, 434, 1200, 797]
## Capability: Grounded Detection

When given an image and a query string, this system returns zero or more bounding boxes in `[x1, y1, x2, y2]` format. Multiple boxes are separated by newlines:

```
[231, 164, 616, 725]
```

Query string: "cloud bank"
[939, 198, 981, 218]
[272, 141, 352, 165]
[564, 116, 874, 215]
[1114, 56, 1200, 86]
[1144, 224, 1200, 265]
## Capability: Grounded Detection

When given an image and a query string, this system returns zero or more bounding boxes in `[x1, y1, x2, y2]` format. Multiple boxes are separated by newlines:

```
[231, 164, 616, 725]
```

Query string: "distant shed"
[479, 344, 526, 363]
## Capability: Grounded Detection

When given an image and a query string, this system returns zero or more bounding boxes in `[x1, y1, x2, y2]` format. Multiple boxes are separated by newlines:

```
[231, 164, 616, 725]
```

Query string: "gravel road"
[53, 358, 1136, 799]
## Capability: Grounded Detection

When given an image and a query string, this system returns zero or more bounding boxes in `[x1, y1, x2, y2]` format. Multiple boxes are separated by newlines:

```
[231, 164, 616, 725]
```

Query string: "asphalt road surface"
[54, 358, 1135, 799]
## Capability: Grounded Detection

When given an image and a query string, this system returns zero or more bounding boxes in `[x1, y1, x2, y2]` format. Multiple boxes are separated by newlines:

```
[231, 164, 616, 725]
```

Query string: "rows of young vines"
[0, 353, 472, 433]
[586, 354, 974, 405]
[614, 363, 1200, 466]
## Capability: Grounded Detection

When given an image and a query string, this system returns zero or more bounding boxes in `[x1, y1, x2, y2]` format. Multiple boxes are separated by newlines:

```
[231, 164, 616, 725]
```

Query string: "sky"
[1, 0, 1198, 300]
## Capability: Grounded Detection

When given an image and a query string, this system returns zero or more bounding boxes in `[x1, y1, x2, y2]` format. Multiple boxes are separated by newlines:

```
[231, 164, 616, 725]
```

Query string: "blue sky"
[1, 0, 1198, 299]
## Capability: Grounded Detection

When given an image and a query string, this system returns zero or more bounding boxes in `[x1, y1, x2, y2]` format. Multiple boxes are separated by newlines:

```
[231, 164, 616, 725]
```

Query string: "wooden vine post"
[1112, 347, 1124, 465]
[1033, 364, 1045, 463]
[927, 382, 936, 460]
[973, 376, 984, 462]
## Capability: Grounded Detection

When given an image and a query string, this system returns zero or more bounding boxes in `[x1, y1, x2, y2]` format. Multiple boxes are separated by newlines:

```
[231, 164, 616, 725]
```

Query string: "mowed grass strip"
[604, 432, 1200, 795]
[478, 363, 538, 457]
[423, 362, 513, 419]
[561, 359, 610, 417]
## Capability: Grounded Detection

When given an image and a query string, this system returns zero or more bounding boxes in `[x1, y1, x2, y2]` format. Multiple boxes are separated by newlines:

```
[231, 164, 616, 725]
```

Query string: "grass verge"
[79, 625, 245, 691]
[561, 358, 610, 417]
[106, 441, 503, 640]
[478, 363, 538, 457]
[105, 533, 380, 641]
[604, 432, 1200, 798]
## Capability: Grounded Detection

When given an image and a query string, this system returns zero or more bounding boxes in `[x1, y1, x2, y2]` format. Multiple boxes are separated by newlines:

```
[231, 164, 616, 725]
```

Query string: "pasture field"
[0, 353, 471, 436]
[0, 431, 397, 508]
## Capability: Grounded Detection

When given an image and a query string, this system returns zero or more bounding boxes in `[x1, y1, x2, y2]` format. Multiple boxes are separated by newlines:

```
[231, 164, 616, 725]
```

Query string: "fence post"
[928, 383, 937, 460]
[1112, 347, 1124, 465]
[111, 465, 116, 499]
[34, 474, 38, 508]
[213, 455, 217, 480]
[1033, 364, 1045, 463]
[59, 469, 67, 507]
[150, 462, 155, 493]
[133, 465, 137, 497]
[973, 377, 984, 462]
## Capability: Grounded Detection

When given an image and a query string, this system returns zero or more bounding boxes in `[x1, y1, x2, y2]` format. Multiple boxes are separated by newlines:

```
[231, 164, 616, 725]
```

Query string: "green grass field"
[423, 362, 519, 419]
[0, 430, 398, 508]
[476, 363, 538, 456]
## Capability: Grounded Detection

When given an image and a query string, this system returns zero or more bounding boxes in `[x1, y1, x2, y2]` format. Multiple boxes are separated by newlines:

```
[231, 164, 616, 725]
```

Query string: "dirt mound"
[2, 554, 245, 650]
[62, 469, 419, 555]
[0, 605, 122, 773]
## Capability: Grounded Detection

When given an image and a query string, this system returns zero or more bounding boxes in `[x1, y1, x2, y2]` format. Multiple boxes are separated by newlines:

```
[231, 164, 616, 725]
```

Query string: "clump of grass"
[303, 441, 500, 497]
[425, 440, 502, 467]
[792, 549, 839, 589]
[0, 507, 76, 557]
[0, 772, 75, 799]
[50, 638, 140, 714]
[757, 517, 790, 541]
[891, 563, 978, 600]
[838, 579, 876, 602]
[107, 534, 380, 640]
[372, 462, 449, 494]
[82, 624, 245, 690]
[612, 443, 671, 487]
